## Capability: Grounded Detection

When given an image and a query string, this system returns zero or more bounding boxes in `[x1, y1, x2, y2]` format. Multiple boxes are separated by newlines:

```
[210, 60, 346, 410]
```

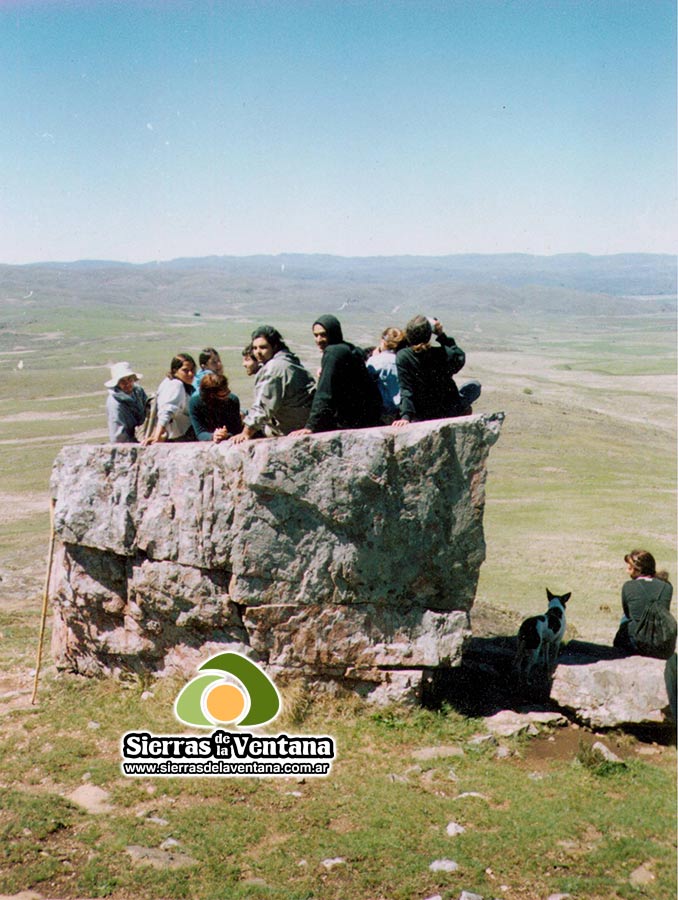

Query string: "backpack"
[634, 589, 677, 660]
[137, 393, 157, 443]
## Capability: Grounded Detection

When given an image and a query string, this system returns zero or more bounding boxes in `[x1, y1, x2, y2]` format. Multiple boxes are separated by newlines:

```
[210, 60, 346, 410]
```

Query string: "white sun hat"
[105, 361, 143, 389]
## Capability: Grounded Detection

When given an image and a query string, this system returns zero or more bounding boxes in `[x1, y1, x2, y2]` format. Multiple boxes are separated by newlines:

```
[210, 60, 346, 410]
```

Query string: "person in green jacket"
[613, 549, 673, 652]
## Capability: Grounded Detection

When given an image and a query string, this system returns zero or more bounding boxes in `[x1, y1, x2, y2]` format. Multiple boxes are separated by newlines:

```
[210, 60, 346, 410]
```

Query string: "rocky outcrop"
[434, 635, 674, 728]
[551, 643, 671, 728]
[49, 414, 503, 701]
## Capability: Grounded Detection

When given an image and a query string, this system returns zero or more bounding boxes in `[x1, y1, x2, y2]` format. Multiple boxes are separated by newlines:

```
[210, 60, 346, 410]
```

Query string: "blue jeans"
[458, 380, 481, 409]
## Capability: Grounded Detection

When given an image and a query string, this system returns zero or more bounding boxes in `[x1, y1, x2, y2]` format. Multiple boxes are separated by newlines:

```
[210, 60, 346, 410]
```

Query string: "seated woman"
[613, 549, 674, 656]
[189, 373, 242, 443]
[367, 327, 406, 423]
[392, 315, 481, 427]
[105, 361, 148, 443]
[145, 353, 197, 444]
[194, 347, 224, 391]
[230, 326, 315, 443]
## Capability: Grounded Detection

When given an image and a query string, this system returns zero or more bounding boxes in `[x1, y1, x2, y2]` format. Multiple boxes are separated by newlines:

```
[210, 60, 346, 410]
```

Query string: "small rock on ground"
[321, 857, 345, 870]
[484, 709, 567, 737]
[446, 821, 466, 836]
[592, 741, 623, 763]
[126, 845, 197, 869]
[629, 863, 655, 886]
[0, 893, 45, 900]
[412, 745, 465, 761]
[67, 784, 113, 815]
[429, 858, 459, 872]
[455, 791, 489, 801]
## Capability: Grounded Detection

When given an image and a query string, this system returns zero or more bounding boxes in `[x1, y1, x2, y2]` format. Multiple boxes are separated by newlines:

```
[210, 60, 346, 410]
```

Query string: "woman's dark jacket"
[189, 392, 242, 441]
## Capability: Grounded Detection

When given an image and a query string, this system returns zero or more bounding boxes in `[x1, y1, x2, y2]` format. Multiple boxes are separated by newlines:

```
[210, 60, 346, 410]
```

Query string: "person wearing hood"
[230, 326, 315, 443]
[293, 315, 382, 434]
[105, 361, 148, 443]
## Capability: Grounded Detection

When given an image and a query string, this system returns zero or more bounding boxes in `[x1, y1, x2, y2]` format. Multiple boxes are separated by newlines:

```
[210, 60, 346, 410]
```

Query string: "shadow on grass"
[423, 636, 634, 717]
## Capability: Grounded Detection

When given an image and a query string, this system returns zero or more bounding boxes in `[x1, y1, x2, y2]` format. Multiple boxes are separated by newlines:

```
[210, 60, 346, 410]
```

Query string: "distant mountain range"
[4, 252, 676, 297]
[0, 253, 675, 324]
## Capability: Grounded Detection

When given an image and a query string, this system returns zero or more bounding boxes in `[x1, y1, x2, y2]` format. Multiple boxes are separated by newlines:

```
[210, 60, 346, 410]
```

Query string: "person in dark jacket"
[293, 315, 382, 434]
[189, 373, 242, 442]
[392, 315, 480, 427]
[105, 361, 148, 443]
[613, 549, 674, 653]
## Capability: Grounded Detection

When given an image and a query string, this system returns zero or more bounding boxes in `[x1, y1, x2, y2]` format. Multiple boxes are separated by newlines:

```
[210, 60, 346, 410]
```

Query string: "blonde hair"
[380, 327, 406, 352]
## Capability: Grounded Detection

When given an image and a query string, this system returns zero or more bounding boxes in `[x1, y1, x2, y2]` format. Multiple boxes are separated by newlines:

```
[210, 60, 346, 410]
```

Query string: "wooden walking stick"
[31, 496, 56, 705]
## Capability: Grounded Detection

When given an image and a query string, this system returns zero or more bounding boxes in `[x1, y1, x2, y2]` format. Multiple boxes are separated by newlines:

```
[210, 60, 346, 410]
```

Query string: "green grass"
[0, 682, 675, 899]
[0, 297, 676, 899]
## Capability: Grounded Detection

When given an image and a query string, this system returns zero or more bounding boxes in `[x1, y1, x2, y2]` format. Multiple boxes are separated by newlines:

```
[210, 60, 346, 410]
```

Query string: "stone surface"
[49, 416, 502, 699]
[591, 741, 623, 764]
[483, 709, 567, 737]
[126, 845, 197, 868]
[440, 635, 673, 729]
[629, 863, 655, 887]
[428, 859, 459, 873]
[551, 647, 669, 727]
[66, 784, 113, 815]
[412, 745, 465, 761]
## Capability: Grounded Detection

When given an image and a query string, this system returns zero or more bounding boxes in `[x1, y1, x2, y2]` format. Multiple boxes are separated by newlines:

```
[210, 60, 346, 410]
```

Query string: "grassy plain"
[0, 273, 676, 899]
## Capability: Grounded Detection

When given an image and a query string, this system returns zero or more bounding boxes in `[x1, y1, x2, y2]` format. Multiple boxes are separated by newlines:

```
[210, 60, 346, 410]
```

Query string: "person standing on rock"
[613, 549, 675, 657]
[391, 315, 480, 428]
[230, 326, 315, 442]
[105, 361, 148, 443]
[291, 315, 382, 435]
[145, 353, 197, 443]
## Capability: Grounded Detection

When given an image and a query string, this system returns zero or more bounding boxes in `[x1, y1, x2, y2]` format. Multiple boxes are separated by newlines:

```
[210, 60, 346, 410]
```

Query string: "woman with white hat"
[105, 362, 148, 443]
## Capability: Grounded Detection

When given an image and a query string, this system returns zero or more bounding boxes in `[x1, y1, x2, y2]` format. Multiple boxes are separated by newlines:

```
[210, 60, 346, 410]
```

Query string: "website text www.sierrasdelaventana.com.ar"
[120, 730, 336, 778]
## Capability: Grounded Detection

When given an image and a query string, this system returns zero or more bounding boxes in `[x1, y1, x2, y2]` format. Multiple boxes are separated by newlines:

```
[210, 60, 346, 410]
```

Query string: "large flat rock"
[552, 644, 671, 728]
[49, 414, 503, 700]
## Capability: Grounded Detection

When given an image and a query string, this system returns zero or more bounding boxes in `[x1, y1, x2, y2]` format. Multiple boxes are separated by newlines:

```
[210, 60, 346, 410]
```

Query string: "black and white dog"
[514, 589, 571, 685]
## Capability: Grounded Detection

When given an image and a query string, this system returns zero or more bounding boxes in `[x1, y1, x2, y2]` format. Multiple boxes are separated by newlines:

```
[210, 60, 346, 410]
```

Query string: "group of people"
[104, 313, 482, 445]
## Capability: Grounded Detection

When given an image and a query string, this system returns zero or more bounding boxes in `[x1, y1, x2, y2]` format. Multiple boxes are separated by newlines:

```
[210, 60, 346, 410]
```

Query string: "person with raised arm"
[392, 315, 480, 428]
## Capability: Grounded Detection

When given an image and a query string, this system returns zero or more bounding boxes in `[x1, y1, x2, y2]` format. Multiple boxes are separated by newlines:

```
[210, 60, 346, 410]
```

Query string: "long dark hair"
[168, 353, 196, 378]
[251, 326, 288, 354]
[251, 326, 303, 365]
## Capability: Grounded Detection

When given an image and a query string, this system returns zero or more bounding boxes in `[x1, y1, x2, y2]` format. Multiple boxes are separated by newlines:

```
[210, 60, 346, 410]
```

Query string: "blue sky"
[1, 0, 675, 263]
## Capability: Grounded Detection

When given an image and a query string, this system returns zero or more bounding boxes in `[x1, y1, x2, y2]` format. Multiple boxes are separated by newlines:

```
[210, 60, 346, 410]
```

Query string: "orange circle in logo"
[205, 683, 246, 723]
